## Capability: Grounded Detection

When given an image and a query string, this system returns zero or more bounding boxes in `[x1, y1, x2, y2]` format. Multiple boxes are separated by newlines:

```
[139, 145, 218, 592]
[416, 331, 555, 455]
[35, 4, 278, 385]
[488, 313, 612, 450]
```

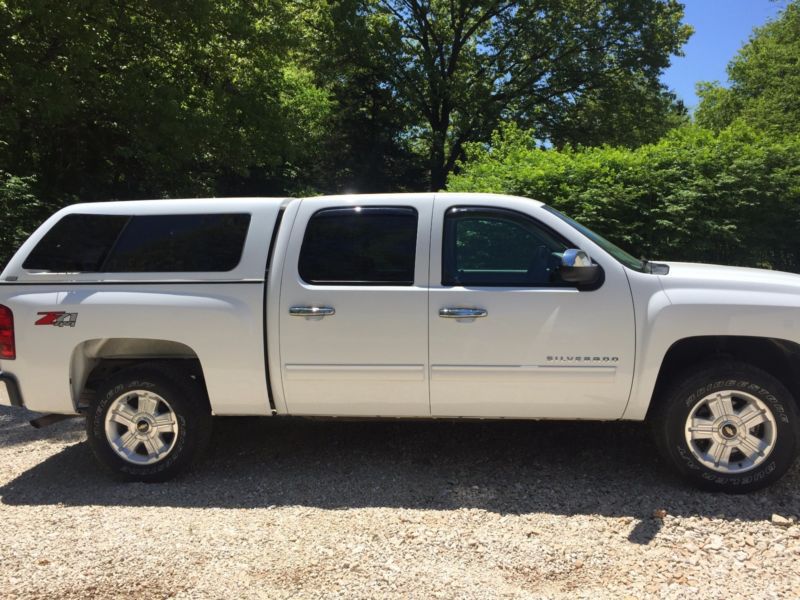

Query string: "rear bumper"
[0, 372, 23, 407]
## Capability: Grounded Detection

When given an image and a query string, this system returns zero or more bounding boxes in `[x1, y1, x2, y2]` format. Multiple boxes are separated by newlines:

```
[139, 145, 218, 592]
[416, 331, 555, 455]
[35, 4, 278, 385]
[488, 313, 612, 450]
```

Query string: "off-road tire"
[651, 361, 799, 493]
[86, 365, 212, 482]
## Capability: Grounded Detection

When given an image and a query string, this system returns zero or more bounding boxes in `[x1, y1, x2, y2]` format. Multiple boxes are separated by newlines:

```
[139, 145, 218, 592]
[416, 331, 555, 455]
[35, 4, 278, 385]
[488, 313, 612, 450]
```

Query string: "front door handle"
[289, 306, 335, 317]
[439, 307, 488, 319]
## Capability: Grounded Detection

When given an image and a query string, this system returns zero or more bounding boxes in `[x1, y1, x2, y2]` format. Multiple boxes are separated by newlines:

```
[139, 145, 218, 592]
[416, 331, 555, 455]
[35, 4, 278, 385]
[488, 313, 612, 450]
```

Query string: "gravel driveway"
[1, 406, 798, 599]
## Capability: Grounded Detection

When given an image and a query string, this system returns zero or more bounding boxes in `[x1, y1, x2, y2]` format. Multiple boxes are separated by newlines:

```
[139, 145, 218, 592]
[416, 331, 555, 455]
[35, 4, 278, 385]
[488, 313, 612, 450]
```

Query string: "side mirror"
[560, 249, 600, 285]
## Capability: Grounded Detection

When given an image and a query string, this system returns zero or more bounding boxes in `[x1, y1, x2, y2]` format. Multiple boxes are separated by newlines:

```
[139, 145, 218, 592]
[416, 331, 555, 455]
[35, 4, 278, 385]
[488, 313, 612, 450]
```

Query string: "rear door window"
[298, 207, 418, 285]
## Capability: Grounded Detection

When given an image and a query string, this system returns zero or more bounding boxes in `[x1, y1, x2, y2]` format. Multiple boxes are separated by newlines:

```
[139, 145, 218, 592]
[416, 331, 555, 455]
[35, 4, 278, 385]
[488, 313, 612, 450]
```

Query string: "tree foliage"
[449, 123, 800, 271]
[0, 172, 42, 269]
[0, 0, 332, 204]
[695, 2, 800, 135]
[363, 0, 691, 189]
[290, 0, 428, 193]
[0, 0, 692, 227]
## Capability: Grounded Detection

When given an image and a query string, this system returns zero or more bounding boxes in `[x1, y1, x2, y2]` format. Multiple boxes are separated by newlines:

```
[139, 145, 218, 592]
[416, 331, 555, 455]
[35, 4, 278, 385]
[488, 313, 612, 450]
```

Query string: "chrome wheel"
[104, 390, 179, 465]
[684, 390, 777, 474]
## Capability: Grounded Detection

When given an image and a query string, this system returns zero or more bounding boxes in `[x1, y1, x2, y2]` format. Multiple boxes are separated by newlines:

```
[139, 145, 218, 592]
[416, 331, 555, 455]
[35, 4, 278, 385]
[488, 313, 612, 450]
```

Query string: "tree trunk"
[428, 127, 448, 191]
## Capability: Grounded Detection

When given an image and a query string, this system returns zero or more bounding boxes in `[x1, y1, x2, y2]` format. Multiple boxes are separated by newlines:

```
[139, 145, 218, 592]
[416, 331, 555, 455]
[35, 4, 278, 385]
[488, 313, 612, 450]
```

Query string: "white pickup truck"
[1, 193, 798, 491]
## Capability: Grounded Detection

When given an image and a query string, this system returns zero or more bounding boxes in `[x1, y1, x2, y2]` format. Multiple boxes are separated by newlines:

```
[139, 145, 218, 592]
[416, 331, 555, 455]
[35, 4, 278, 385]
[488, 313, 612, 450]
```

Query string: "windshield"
[543, 206, 646, 272]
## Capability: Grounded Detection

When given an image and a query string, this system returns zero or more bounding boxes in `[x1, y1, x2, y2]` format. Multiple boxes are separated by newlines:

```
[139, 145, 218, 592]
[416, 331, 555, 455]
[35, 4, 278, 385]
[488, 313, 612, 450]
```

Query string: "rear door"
[278, 195, 433, 416]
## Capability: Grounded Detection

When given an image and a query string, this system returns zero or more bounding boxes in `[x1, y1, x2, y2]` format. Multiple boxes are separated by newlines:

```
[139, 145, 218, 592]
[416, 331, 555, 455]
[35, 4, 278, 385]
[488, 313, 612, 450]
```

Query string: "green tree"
[0, 0, 332, 204]
[551, 71, 688, 148]
[362, 0, 691, 189]
[0, 172, 43, 269]
[291, 0, 427, 193]
[695, 1, 800, 135]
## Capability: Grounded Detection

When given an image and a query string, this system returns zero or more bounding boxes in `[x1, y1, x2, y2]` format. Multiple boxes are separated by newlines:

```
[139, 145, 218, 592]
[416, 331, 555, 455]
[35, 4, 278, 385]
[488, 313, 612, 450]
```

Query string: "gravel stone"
[771, 513, 793, 527]
[1, 406, 799, 599]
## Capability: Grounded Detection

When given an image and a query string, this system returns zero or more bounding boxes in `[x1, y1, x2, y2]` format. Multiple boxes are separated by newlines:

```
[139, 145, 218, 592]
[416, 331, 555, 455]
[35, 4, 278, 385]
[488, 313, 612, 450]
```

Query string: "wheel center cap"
[720, 422, 738, 439]
[136, 420, 151, 434]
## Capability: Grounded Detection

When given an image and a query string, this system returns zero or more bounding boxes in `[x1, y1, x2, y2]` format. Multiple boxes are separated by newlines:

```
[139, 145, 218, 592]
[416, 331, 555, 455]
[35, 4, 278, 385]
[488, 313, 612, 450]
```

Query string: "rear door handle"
[439, 307, 488, 319]
[289, 306, 335, 317]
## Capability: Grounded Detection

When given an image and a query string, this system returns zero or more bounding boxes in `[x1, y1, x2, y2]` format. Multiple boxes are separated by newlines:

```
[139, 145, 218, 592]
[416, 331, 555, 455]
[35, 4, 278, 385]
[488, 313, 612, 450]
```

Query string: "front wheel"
[87, 365, 212, 482]
[652, 361, 800, 493]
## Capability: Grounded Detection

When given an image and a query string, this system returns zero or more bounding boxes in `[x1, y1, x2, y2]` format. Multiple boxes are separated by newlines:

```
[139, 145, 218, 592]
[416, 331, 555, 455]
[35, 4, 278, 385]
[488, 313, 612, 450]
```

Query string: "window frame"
[298, 205, 420, 287]
[441, 205, 603, 289]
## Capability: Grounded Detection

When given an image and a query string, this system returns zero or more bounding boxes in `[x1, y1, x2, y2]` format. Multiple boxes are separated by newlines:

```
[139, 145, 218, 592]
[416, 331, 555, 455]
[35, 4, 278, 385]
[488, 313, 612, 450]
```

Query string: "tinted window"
[104, 214, 250, 272]
[299, 207, 418, 285]
[23, 214, 128, 272]
[24, 213, 250, 273]
[443, 207, 569, 286]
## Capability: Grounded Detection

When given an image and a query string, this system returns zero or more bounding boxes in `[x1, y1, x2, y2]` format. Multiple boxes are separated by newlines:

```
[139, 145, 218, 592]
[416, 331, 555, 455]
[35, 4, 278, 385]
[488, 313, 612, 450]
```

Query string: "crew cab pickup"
[1, 193, 798, 491]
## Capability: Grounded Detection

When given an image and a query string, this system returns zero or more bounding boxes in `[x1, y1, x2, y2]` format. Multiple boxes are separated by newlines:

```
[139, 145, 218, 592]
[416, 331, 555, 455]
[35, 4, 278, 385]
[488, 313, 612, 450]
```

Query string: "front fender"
[623, 274, 800, 420]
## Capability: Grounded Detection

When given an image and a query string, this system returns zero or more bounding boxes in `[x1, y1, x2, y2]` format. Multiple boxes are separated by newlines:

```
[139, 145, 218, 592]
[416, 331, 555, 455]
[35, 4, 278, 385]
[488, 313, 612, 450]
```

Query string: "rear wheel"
[652, 361, 800, 492]
[87, 365, 212, 482]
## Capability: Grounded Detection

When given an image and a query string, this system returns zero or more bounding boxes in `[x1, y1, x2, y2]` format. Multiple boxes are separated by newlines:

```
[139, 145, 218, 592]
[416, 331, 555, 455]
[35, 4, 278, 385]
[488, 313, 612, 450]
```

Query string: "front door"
[279, 195, 433, 416]
[428, 196, 636, 419]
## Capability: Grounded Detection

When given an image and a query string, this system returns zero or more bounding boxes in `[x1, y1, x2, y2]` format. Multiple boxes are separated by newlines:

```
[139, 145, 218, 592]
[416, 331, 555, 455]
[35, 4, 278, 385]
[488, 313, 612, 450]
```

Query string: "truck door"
[428, 195, 636, 419]
[278, 195, 433, 416]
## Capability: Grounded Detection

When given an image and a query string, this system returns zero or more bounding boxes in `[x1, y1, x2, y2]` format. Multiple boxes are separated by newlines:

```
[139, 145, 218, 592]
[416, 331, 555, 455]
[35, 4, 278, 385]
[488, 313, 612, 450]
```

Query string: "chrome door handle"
[439, 307, 488, 319]
[289, 306, 335, 317]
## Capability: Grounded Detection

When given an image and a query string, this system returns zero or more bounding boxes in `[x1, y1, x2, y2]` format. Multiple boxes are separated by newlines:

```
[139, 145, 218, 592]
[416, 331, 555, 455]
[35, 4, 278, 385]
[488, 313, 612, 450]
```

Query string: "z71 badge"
[35, 312, 78, 328]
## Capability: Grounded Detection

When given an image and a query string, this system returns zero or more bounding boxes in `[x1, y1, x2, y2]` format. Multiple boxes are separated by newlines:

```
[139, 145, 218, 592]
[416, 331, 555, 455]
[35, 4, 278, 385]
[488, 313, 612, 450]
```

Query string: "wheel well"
[648, 336, 800, 418]
[70, 339, 210, 412]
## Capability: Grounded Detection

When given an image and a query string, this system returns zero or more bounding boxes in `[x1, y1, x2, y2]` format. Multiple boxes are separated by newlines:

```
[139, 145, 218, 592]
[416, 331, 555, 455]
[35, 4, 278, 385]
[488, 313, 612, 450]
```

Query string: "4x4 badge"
[35, 312, 78, 328]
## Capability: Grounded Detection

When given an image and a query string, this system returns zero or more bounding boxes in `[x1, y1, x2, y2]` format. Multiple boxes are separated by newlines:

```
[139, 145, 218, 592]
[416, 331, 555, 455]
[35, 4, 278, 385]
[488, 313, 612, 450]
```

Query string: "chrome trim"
[289, 305, 336, 317]
[562, 249, 592, 268]
[439, 307, 488, 319]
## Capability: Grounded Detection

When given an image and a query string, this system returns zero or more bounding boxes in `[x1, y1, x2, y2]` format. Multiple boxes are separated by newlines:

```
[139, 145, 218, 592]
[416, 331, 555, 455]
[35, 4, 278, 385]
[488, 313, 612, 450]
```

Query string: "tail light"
[0, 304, 15, 360]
